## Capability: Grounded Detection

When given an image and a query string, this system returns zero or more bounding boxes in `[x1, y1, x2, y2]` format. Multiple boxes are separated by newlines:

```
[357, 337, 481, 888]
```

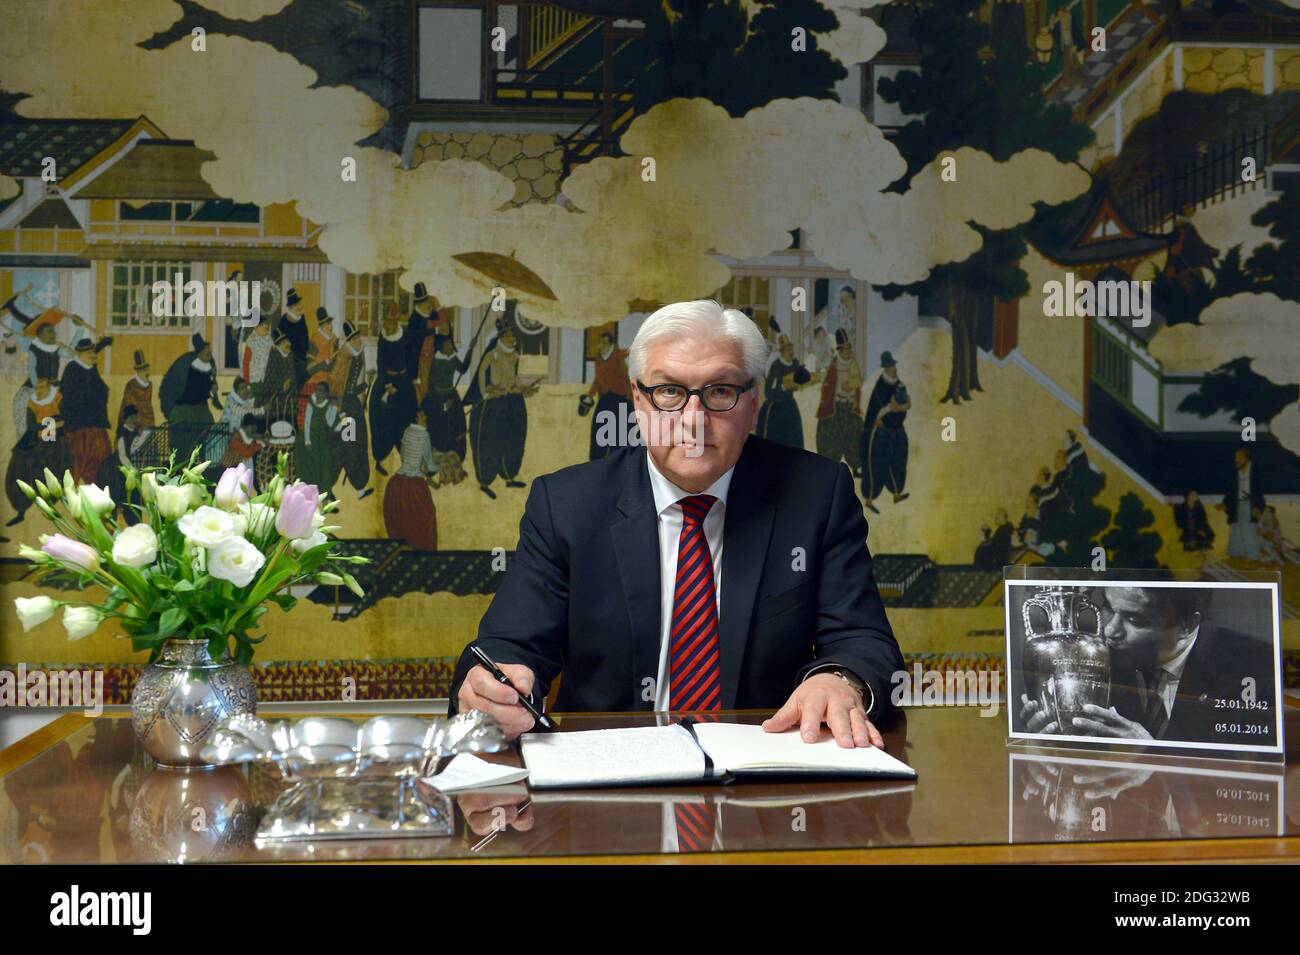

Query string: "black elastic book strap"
[676, 716, 733, 783]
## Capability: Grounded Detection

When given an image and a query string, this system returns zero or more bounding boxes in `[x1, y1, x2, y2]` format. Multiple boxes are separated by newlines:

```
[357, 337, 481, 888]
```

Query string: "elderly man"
[450, 299, 903, 748]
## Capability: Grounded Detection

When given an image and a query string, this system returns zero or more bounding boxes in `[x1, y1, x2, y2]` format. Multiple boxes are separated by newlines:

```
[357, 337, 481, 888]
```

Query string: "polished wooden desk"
[1, 706, 1296, 864]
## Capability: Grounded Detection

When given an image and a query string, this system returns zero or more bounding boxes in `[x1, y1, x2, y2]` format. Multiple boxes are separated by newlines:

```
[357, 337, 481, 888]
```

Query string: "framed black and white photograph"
[1006, 579, 1284, 756]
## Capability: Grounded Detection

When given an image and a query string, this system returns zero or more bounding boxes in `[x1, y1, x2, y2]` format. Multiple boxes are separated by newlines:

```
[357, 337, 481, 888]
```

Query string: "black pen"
[470, 797, 532, 853]
[470, 645, 557, 732]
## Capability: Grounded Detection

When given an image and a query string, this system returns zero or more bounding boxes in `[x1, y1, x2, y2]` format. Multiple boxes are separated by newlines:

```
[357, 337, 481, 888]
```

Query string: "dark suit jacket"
[1110, 622, 1279, 747]
[449, 435, 904, 718]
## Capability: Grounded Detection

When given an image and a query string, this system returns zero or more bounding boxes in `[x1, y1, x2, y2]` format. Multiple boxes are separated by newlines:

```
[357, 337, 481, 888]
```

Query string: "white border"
[1004, 578, 1284, 755]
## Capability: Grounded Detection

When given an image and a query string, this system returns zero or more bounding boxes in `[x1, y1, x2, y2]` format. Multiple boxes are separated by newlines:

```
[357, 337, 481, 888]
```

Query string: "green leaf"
[269, 593, 298, 613]
[172, 579, 194, 593]
[103, 588, 129, 613]
[207, 634, 227, 662]
[131, 633, 160, 654]
[157, 606, 187, 640]
[234, 641, 254, 664]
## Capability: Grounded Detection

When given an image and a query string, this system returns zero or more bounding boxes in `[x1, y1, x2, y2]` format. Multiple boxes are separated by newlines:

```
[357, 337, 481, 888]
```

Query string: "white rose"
[290, 530, 328, 555]
[141, 472, 159, 502]
[111, 523, 158, 569]
[242, 502, 276, 538]
[77, 483, 115, 515]
[62, 605, 100, 641]
[186, 484, 207, 508]
[155, 483, 191, 519]
[177, 506, 237, 548]
[207, 536, 266, 588]
[311, 510, 326, 532]
[229, 511, 248, 538]
[14, 595, 58, 632]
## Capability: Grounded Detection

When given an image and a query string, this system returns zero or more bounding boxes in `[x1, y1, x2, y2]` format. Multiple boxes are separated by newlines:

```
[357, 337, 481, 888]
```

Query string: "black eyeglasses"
[635, 379, 754, 412]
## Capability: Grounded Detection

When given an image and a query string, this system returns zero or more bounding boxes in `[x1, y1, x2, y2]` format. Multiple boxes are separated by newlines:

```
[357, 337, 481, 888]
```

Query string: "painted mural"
[0, 0, 1297, 701]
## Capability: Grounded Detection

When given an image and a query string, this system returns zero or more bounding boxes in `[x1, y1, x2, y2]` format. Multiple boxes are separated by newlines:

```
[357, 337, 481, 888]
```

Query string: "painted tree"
[1041, 464, 1111, 568]
[1247, 178, 1300, 302]
[1101, 492, 1163, 569]
[873, 0, 1094, 403]
[636, 0, 845, 118]
[1163, 183, 1300, 435]
[1178, 357, 1299, 424]
[733, 0, 847, 111]
[635, 0, 750, 117]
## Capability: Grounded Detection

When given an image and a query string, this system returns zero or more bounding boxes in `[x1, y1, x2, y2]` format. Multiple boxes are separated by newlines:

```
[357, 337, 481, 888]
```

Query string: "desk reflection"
[1, 705, 1294, 863]
[454, 779, 916, 857]
[1011, 752, 1285, 843]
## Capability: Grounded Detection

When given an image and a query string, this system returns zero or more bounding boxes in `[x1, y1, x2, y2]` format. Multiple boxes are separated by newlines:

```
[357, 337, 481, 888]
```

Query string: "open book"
[519, 720, 917, 790]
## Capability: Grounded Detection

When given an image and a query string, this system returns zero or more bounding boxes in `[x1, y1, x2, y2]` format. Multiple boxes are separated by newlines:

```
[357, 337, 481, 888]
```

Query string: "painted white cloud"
[196, 0, 292, 19]
[818, 6, 888, 67]
[738, 0, 889, 66]
[1272, 401, 1300, 456]
[1, 0, 1089, 328]
[1149, 292, 1300, 385]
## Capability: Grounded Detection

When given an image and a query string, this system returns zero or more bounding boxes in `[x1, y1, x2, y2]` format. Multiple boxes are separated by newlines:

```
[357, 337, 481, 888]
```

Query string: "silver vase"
[131, 638, 257, 768]
[128, 765, 258, 862]
[1021, 586, 1110, 734]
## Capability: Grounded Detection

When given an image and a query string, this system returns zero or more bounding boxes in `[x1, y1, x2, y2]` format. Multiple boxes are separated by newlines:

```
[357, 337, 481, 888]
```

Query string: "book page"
[519, 725, 707, 789]
[692, 723, 916, 778]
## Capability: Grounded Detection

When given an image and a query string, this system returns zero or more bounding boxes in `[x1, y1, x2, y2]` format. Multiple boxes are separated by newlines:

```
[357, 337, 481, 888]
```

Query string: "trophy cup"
[1021, 586, 1110, 735]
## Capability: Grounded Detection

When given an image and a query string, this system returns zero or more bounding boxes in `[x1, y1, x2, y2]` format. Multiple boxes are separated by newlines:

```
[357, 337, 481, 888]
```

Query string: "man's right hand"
[458, 663, 538, 740]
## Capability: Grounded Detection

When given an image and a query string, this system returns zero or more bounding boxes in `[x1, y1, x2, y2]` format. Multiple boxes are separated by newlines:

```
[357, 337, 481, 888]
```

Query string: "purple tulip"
[41, 533, 101, 573]
[275, 482, 320, 539]
[214, 463, 254, 510]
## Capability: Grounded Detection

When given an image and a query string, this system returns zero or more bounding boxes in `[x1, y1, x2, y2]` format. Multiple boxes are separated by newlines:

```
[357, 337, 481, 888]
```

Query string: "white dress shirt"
[647, 452, 734, 712]
[644, 452, 871, 714]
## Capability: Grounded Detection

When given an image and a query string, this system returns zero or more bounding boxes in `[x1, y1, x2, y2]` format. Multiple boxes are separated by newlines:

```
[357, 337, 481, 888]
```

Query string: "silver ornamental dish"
[198, 711, 508, 779]
[197, 711, 510, 844]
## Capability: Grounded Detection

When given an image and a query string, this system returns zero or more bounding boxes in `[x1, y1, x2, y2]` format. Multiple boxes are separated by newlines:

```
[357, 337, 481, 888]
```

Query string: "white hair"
[627, 299, 767, 383]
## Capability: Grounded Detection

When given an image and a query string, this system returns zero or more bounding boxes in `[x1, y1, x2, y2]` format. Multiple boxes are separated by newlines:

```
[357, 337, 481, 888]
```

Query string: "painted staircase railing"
[526, 7, 596, 71]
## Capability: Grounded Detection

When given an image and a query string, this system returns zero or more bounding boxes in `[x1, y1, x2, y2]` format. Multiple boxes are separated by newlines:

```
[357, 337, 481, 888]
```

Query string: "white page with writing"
[519, 724, 707, 788]
[691, 723, 916, 777]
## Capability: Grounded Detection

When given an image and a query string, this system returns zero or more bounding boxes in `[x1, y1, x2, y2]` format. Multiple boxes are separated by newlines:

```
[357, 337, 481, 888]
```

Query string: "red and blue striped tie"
[669, 494, 722, 711]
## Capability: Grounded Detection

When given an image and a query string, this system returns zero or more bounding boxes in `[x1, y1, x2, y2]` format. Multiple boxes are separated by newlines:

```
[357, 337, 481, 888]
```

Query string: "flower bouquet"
[11, 450, 368, 766]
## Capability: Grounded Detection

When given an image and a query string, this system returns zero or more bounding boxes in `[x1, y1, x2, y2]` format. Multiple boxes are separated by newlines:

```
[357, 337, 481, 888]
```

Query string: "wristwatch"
[831, 668, 867, 706]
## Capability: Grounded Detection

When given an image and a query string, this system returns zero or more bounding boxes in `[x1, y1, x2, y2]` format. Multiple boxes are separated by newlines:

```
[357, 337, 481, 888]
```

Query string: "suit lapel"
[1167, 623, 1217, 736]
[610, 448, 662, 712]
[718, 441, 775, 709]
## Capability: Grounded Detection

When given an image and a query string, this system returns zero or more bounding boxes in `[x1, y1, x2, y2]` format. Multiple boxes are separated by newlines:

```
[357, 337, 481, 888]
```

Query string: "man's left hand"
[761, 673, 883, 749]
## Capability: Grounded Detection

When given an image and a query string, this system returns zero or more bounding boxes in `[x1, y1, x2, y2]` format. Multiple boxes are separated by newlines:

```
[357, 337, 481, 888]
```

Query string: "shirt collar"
[645, 451, 734, 517]
[1159, 624, 1199, 681]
